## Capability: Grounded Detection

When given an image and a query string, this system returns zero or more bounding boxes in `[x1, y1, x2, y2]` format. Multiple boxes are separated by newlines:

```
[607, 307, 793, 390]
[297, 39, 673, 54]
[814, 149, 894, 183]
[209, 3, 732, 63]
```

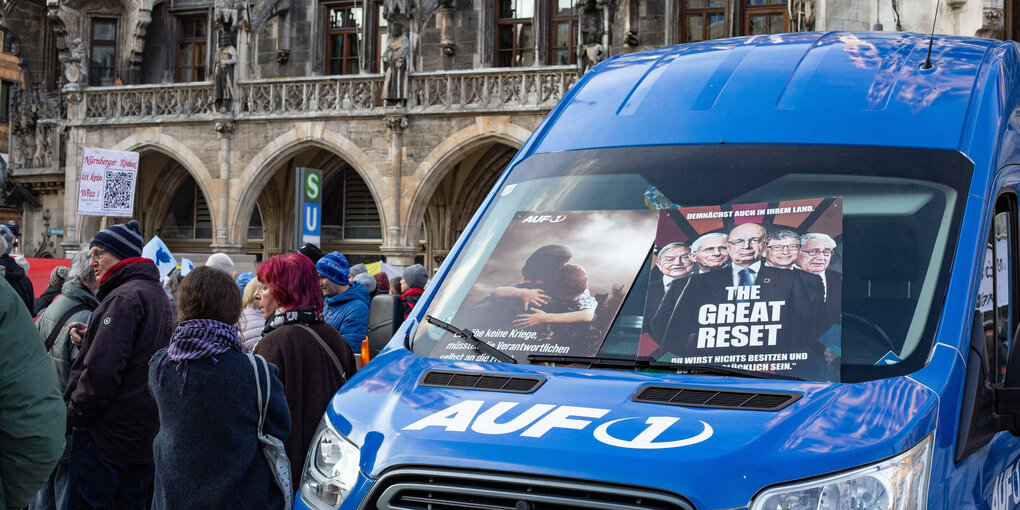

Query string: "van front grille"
[366, 467, 693, 510]
[420, 370, 545, 394]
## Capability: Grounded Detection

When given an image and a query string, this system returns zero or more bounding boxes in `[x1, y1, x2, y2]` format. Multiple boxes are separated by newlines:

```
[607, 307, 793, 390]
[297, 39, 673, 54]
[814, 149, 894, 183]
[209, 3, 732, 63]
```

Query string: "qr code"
[103, 170, 134, 210]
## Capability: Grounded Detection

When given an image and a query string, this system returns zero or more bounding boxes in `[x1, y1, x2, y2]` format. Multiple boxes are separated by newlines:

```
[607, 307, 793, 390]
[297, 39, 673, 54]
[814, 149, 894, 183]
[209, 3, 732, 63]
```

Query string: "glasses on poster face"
[766, 244, 800, 253]
[802, 248, 835, 257]
[728, 237, 763, 248]
[660, 254, 691, 263]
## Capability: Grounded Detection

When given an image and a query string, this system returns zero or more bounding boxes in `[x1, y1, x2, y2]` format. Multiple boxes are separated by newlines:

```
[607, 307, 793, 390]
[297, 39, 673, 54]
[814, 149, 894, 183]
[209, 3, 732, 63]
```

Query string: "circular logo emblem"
[305, 173, 321, 200]
[103, 317, 112, 325]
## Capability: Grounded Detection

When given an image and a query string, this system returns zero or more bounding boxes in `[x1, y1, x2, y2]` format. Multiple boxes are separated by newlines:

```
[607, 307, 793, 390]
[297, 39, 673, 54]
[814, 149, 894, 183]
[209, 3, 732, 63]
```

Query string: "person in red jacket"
[400, 263, 428, 319]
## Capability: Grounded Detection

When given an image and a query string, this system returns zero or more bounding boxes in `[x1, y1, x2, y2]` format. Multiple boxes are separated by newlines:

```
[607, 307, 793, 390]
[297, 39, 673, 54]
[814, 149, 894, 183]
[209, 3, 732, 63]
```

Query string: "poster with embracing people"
[430, 210, 658, 363]
[641, 197, 843, 382]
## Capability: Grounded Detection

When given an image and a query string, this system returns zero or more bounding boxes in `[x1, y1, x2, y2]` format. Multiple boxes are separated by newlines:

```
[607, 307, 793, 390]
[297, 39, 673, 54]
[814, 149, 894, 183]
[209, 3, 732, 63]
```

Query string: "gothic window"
[495, 0, 534, 67]
[744, 0, 787, 35]
[177, 16, 208, 82]
[681, 0, 726, 42]
[162, 177, 213, 240]
[89, 18, 118, 86]
[2, 31, 12, 53]
[376, 3, 387, 73]
[0, 81, 11, 124]
[549, 0, 578, 65]
[322, 167, 382, 240]
[326, 4, 363, 75]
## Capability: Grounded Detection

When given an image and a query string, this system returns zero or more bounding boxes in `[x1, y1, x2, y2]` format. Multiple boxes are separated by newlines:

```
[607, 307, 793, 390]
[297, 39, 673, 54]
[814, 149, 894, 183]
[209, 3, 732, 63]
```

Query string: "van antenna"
[920, 0, 940, 70]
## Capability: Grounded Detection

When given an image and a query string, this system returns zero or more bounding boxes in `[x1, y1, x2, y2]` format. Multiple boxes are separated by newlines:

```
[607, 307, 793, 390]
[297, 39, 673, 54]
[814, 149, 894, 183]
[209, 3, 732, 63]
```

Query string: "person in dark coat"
[316, 252, 371, 351]
[254, 253, 356, 489]
[64, 220, 174, 510]
[0, 224, 34, 313]
[149, 266, 290, 510]
[30, 252, 97, 510]
[34, 265, 69, 317]
[401, 263, 428, 319]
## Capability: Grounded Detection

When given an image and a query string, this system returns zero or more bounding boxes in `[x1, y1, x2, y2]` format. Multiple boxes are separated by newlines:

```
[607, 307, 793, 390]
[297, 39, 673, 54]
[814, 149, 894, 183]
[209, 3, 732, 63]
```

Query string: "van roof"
[532, 32, 1010, 154]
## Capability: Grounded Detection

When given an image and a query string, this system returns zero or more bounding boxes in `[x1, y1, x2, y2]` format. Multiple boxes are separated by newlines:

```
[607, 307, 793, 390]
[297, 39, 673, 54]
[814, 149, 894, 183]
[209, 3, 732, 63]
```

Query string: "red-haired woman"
[253, 253, 356, 489]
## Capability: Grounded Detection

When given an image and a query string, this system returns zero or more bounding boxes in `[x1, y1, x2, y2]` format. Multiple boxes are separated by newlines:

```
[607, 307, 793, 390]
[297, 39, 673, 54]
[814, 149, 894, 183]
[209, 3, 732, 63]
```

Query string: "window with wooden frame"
[0, 81, 12, 124]
[177, 15, 208, 82]
[495, 0, 534, 67]
[89, 17, 118, 86]
[549, 0, 577, 65]
[744, 0, 787, 36]
[376, 3, 387, 73]
[326, 4, 363, 75]
[681, 0, 726, 42]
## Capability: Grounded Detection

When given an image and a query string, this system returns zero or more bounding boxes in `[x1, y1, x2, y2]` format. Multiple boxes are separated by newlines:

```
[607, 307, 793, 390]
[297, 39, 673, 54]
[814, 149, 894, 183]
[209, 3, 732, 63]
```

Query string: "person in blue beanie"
[236, 271, 255, 294]
[315, 252, 370, 351]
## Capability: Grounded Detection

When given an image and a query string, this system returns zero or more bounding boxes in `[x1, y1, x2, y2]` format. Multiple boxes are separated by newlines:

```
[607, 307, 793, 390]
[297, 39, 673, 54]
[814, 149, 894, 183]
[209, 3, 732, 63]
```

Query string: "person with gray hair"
[689, 232, 730, 274]
[30, 250, 100, 510]
[0, 223, 34, 312]
[205, 252, 235, 275]
[353, 272, 378, 297]
[763, 229, 801, 270]
[34, 265, 70, 316]
[644, 242, 693, 331]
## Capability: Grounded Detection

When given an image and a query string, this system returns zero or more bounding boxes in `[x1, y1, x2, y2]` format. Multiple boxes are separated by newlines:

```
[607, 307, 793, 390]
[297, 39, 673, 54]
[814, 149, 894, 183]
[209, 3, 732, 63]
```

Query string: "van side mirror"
[367, 294, 403, 359]
[992, 321, 1020, 435]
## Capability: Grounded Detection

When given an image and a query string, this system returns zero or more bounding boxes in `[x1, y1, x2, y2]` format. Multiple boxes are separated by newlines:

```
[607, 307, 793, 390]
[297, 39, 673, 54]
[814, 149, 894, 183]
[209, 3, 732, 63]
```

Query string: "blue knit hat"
[316, 251, 350, 285]
[90, 220, 144, 261]
[236, 272, 255, 293]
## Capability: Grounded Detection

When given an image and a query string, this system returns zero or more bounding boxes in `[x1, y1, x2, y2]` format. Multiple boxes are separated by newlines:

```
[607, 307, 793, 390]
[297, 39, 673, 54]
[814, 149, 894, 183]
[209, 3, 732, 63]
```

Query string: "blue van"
[296, 32, 1020, 509]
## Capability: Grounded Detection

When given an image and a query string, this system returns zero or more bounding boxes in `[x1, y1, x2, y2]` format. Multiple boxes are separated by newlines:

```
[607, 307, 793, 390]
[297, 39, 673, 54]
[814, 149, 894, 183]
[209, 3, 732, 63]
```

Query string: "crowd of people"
[0, 219, 430, 510]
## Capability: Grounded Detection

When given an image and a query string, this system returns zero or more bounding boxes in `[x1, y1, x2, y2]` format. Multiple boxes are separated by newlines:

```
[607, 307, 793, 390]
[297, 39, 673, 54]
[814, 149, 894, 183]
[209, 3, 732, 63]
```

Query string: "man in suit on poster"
[651, 222, 827, 369]
[796, 233, 841, 328]
[643, 242, 694, 330]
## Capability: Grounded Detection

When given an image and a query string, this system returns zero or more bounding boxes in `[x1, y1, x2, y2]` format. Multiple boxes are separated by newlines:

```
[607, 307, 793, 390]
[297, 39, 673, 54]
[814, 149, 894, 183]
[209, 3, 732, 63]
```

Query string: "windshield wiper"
[528, 354, 803, 381]
[425, 316, 517, 364]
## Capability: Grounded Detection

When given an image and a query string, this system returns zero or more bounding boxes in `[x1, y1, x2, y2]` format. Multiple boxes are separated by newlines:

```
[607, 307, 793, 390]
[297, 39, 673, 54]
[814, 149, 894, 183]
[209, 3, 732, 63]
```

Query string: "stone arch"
[403, 118, 531, 239]
[111, 133, 217, 238]
[231, 123, 385, 247]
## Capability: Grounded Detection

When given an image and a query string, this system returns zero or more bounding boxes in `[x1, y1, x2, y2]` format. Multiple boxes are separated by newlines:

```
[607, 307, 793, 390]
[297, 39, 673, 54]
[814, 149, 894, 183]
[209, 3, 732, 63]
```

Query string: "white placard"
[77, 148, 139, 217]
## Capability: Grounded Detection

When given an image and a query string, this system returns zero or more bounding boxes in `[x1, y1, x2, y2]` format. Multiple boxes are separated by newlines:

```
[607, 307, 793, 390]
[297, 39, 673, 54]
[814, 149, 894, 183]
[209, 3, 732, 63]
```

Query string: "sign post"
[294, 167, 323, 250]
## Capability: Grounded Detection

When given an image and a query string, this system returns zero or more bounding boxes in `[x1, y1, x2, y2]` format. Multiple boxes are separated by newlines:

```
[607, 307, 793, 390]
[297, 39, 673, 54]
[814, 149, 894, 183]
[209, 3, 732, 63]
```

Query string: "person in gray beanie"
[400, 264, 428, 319]
[64, 219, 173, 510]
[348, 263, 368, 282]
[353, 272, 377, 298]
[0, 223, 34, 313]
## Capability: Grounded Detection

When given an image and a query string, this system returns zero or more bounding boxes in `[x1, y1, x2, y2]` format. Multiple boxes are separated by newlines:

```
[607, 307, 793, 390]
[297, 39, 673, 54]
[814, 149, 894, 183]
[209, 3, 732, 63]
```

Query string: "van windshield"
[413, 145, 973, 383]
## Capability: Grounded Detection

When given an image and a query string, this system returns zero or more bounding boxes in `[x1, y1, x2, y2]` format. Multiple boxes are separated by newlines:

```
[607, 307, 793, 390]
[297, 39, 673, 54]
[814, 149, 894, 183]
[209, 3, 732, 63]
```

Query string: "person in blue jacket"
[316, 252, 370, 350]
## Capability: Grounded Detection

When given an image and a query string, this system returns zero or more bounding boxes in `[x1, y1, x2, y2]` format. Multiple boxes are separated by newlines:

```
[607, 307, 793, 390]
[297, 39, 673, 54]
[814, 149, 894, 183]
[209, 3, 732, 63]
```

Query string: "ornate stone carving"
[790, 0, 815, 32]
[276, 50, 290, 64]
[384, 114, 408, 133]
[976, 7, 1004, 39]
[383, 21, 410, 106]
[214, 30, 238, 112]
[576, 0, 609, 76]
[61, 38, 87, 88]
[437, 0, 455, 56]
[215, 120, 236, 133]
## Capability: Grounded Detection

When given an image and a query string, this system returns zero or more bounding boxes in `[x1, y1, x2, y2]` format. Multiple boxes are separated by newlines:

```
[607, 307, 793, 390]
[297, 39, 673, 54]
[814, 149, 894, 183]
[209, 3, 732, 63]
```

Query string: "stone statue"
[32, 121, 49, 167]
[214, 30, 237, 112]
[61, 38, 87, 87]
[383, 21, 410, 106]
[577, 2, 606, 76]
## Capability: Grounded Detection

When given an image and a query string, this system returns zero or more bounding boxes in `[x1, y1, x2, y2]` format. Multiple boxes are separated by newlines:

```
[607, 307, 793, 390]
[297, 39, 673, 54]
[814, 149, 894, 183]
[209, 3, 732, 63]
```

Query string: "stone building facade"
[1, 0, 1016, 267]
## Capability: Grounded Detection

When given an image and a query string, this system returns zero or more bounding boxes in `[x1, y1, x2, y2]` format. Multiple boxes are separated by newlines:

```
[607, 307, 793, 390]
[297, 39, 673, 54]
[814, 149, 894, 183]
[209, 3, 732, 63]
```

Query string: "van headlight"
[749, 435, 932, 510]
[300, 417, 361, 509]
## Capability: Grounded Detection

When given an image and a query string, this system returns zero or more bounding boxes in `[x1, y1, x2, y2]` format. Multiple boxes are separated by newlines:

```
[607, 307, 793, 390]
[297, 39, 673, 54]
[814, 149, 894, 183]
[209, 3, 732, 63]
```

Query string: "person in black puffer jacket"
[0, 224, 34, 313]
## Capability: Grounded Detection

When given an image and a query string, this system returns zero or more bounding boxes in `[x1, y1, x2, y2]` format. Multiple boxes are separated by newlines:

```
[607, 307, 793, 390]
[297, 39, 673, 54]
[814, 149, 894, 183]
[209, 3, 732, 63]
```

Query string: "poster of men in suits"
[641, 197, 843, 381]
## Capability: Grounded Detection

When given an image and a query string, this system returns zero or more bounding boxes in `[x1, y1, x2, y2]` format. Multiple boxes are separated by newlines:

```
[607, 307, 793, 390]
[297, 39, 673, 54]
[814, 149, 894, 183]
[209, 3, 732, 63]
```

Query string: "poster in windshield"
[641, 197, 843, 382]
[431, 210, 658, 363]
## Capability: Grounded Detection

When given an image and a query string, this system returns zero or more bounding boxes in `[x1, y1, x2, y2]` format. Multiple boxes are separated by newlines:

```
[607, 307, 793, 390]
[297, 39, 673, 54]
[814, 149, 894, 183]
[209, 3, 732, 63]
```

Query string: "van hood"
[329, 350, 937, 509]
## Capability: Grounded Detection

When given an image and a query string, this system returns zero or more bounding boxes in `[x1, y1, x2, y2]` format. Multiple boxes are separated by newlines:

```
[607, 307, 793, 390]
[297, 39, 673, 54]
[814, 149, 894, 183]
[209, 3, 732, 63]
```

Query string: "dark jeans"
[66, 430, 153, 510]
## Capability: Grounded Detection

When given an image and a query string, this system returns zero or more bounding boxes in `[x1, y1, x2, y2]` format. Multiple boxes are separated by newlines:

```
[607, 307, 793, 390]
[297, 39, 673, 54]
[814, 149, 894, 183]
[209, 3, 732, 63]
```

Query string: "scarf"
[262, 309, 321, 336]
[152, 319, 244, 392]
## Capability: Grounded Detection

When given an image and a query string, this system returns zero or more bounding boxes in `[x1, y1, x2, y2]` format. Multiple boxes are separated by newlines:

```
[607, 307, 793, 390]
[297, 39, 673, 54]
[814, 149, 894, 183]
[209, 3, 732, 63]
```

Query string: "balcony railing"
[77, 66, 578, 123]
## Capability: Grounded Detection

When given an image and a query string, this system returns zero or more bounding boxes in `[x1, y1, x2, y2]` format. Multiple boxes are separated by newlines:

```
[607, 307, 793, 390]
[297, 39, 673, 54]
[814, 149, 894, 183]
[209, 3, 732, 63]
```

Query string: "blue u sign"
[303, 203, 321, 236]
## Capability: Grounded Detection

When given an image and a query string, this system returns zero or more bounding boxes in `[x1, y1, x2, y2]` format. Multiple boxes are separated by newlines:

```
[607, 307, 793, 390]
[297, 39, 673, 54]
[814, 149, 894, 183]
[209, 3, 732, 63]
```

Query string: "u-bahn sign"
[294, 167, 322, 249]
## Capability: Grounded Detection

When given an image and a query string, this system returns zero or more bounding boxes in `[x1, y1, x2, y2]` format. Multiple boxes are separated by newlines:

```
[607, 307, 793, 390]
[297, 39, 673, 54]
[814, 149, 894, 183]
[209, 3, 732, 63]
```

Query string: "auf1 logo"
[403, 400, 712, 450]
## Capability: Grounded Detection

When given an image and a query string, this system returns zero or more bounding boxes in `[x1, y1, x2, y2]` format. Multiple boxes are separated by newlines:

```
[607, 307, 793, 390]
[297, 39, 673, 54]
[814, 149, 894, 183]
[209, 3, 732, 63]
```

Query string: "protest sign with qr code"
[77, 148, 140, 217]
